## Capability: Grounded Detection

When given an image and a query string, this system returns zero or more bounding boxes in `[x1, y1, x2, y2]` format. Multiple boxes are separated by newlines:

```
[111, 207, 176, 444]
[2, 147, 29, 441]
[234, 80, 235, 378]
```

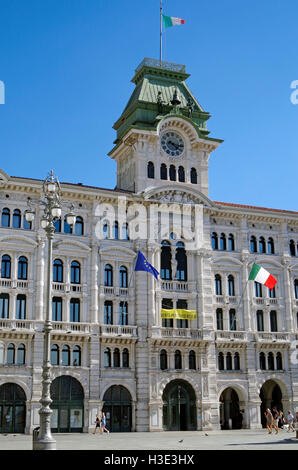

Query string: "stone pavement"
[0, 429, 297, 451]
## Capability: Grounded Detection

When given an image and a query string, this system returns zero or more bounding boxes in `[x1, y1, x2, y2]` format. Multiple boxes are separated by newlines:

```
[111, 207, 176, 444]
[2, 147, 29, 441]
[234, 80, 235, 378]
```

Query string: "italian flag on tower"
[248, 263, 277, 290]
[162, 14, 185, 28]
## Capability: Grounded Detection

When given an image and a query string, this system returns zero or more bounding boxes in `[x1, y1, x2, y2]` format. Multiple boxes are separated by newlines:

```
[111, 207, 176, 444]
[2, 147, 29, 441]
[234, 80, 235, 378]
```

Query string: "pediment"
[53, 239, 90, 253]
[0, 235, 37, 248]
[99, 244, 136, 258]
[212, 256, 243, 267]
[0, 169, 9, 183]
[142, 185, 214, 208]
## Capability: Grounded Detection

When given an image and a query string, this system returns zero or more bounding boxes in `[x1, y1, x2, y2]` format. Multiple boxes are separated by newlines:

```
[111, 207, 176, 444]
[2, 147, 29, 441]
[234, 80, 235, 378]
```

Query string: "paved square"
[0, 430, 297, 451]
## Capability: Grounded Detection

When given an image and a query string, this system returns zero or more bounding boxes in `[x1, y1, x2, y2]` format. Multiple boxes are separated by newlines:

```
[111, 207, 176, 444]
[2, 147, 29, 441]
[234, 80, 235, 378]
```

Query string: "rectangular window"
[176, 299, 188, 328]
[0, 295, 9, 319]
[70, 299, 80, 322]
[104, 301, 113, 325]
[52, 297, 62, 322]
[162, 299, 173, 328]
[16, 296, 26, 320]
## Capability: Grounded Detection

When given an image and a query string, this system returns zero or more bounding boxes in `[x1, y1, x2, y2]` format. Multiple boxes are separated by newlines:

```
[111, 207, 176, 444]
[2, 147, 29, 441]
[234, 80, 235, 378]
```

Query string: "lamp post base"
[33, 437, 56, 451]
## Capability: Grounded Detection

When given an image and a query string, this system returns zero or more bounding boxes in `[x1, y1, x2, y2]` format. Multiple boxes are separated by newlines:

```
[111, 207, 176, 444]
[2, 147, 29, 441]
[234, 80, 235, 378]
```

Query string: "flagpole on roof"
[160, 0, 163, 65]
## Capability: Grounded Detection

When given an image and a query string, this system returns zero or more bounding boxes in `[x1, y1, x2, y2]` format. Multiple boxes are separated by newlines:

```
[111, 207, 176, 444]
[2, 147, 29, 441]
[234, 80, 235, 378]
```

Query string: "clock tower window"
[169, 165, 176, 181]
[160, 164, 167, 180]
[190, 167, 197, 184]
[147, 161, 155, 179]
[178, 166, 185, 182]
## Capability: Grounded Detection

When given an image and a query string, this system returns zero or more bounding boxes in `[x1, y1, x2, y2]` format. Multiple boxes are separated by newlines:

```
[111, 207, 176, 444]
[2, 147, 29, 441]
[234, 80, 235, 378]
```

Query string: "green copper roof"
[112, 58, 212, 144]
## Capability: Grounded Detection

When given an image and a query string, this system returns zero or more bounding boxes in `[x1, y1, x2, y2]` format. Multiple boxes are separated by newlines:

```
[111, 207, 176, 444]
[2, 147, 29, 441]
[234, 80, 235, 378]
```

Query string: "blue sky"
[0, 0, 297, 211]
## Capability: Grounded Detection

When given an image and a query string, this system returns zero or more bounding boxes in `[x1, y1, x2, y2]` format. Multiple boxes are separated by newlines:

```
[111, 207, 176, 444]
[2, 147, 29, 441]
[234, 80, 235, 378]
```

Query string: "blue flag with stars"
[134, 251, 159, 280]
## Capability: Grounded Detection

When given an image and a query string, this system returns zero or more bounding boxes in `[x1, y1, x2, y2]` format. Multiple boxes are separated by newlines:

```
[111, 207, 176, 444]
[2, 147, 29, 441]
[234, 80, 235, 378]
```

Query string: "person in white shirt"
[287, 411, 295, 432]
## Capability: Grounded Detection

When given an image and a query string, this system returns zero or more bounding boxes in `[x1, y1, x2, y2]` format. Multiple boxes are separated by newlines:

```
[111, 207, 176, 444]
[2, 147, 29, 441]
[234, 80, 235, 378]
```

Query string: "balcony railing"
[216, 330, 247, 341]
[256, 332, 290, 342]
[52, 321, 91, 333]
[100, 325, 137, 337]
[0, 319, 34, 330]
[152, 327, 202, 340]
[161, 281, 190, 292]
[52, 282, 84, 293]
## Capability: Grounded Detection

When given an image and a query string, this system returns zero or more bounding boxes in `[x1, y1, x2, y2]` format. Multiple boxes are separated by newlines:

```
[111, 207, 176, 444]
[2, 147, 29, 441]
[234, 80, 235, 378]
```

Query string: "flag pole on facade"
[160, 0, 163, 64]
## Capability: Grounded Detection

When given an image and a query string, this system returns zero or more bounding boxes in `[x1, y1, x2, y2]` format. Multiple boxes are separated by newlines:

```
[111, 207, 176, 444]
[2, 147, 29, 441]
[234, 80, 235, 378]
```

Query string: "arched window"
[23, 214, 32, 230]
[1, 255, 11, 278]
[226, 352, 232, 370]
[104, 348, 111, 367]
[220, 233, 226, 251]
[113, 348, 120, 368]
[147, 161, 155, 179]
[268, 352, 274, 370]
[294, 279, 298, 300]
[256, 310, 264, 331]
[250, 236, 257, 253]
[52, 297, 62, 322]
[104, 264, 113, 286]
[228, 275, 235, 297]
[51, 344, 59, 365]
[218, 352, 224, 370]
[216, 308, 223, 330]
[276, 352, 283, 370]
[211, 232, 218, 250]
[70, 261, 81, 284]
[215, 274, 222, 296]
[268, 285, 276, 298]
[160, 349, 167, 370]
[18, 256, 28, 280]
[73, 345, 81, 366]
[7, 343, 15, 365]
[53, 219, 61, 233]
[122, 348, 129, 368]
[175, 243, 187, 281]
[160, 163, 167, 180]
[190, 167, 197, 184]
[289, 240, 296, 257]
[229, 309, 236, 331]
[120, 266, 128, 288]
[70, 298, 80, 322]
[228, 233, 235, 251]
[62, 345, 70, 366]
[255, 282, 262, 298]
[122, 223, 129, 240]
[259, 236, 266, 254]
[0, 294, 9, 319]
[102, 221, 109, 239]
[17, 344, 25, 365]
[53, 259, 63, 283]
[161, 241, 172, 280]
[113, 221, 119, 239]
[1, 208, 10, 227]
[119, 301, 128, 326]
[178, 166, 185, 182]
[12, 209, 21, 229]
[174, 350, 182, 369]
[189, 350, 196, 370]
[169, 165, 176, 181]
[16, 294, 26, 320]
[104, 301, 113, 325]
[234, 352, 240, 370]
[259, 352, 266, 370]
[270, 310, 277, 332]
[75, 216, 84, 236]
[268, 237, 274, 254]
[64, 216, 73, 234]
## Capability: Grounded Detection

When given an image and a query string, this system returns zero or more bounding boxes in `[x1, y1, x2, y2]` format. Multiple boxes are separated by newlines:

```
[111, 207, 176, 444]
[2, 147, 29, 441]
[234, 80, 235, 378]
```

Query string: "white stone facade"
[0, 62, 297, 435]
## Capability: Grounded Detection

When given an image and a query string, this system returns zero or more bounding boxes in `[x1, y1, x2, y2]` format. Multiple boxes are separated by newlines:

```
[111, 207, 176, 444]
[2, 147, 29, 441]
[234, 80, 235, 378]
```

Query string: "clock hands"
[168, 140, 183, 151]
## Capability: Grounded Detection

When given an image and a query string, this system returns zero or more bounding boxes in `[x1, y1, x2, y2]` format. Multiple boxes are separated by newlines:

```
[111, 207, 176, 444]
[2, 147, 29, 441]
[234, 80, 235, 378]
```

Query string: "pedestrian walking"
[272, 407, 279, 434]
[278, 411, 284, 429]
[264, 408, 273, 434]
[286, 411, 295, 433]
[93, 414, 101, 434]
[100, 412, 109, 434]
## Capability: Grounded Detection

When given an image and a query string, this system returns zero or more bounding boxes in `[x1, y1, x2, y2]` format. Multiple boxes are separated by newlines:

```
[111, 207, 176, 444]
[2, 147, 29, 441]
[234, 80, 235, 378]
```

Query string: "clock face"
[160, 132, 184, 158]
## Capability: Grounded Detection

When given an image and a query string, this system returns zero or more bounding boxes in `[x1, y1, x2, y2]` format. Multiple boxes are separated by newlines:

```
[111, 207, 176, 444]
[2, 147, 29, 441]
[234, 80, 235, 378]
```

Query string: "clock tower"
[108, 58, 222, 197]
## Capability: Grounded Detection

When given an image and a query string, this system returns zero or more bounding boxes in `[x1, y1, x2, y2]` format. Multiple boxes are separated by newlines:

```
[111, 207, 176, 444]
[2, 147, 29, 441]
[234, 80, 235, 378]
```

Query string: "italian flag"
[162, 14, 185, 28]
[248, 263, 277, 290]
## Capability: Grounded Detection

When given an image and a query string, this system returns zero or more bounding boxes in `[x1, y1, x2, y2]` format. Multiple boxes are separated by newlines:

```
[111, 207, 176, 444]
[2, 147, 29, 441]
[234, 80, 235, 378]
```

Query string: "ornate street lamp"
[25, 170, 76, 450]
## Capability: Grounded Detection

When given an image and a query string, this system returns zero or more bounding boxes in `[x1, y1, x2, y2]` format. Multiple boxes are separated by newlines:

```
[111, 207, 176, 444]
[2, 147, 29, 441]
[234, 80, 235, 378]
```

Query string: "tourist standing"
[286, 411, 295, 433]
[100, 412, 110, 434]
[264, 409, 273, 434]
[272, 408, 279, 434]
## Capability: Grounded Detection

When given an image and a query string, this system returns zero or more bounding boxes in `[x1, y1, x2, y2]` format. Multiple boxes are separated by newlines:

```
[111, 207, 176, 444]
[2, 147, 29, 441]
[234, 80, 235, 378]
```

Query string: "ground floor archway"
[259, 380, 283, 428]
[50, 375, 84, 433]
[102, 385, 132, 432]
[162, 379, 197, 431]
[0, 383, 26, 434]
[219, 387, 242, 430]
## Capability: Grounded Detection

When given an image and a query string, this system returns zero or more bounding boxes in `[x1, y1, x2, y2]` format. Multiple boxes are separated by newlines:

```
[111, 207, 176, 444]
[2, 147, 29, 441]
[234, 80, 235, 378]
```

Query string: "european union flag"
[134, 251, 159, 280]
